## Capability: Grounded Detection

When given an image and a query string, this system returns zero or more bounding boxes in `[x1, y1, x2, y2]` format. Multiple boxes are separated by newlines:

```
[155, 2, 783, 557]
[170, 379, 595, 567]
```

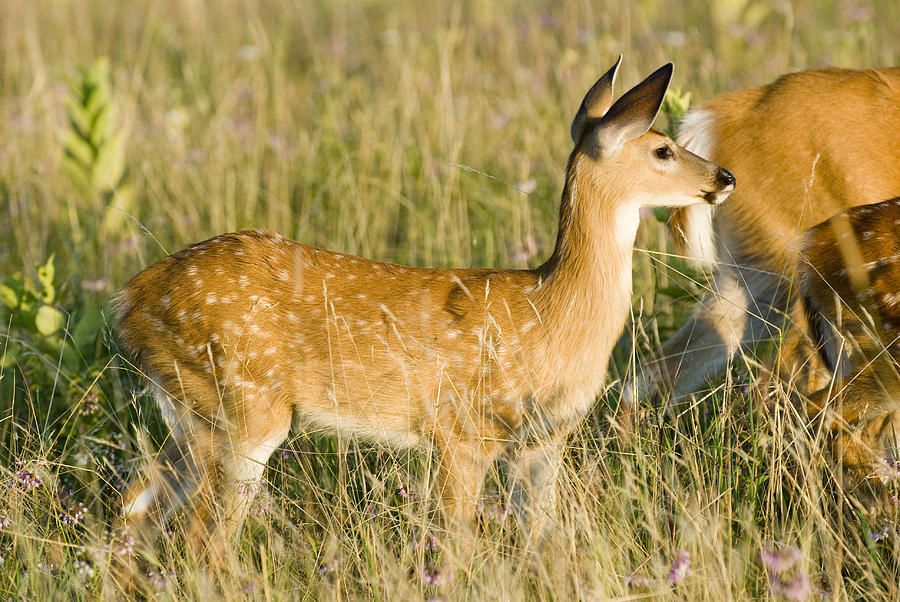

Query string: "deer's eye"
[655, 146, 673, 160]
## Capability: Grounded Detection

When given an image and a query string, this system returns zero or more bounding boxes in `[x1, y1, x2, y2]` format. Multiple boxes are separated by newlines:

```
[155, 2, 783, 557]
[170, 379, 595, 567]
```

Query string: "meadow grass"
[1, 0, 899, 599]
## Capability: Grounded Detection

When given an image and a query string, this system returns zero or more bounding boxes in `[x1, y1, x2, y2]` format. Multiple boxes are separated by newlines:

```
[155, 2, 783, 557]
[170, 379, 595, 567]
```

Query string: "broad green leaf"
[64, 97, 92, 141]
[72, 307, 103, 351]
[0, 284, 18, 309]
[91, 104, 115, 146]
[37, 256, 56, 304]
[63, 130, 95, 168]
[656, 286, 695, 301]
[653, 207, 669, 222]
[0, 348, 16, 368]
[63, 156, 93, 195]
[61, 340, 81, 372]
[93, 131, 127, 191]
[35, 304, 66, 336]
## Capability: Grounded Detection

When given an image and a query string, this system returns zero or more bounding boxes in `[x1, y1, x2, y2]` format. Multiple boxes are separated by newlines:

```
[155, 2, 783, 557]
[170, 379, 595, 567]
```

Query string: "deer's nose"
[716, 168, 736, 190]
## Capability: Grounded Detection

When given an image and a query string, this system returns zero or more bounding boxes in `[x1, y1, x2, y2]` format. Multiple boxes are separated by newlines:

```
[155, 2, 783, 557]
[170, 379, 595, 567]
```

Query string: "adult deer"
[783, 198, 900, 514]
[623, 66, 900, 406]
[114, 57, 734, 560]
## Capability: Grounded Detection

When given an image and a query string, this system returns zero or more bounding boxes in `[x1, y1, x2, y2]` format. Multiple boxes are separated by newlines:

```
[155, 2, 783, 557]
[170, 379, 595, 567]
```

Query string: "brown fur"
[112, 60, 733, 573]
[628, 66, 900, 403]
[782, 198, 900, 514]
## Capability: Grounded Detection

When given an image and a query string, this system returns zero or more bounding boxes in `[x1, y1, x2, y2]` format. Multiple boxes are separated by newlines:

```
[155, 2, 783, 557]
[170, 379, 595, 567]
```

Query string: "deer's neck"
[534, 155, 638, 384]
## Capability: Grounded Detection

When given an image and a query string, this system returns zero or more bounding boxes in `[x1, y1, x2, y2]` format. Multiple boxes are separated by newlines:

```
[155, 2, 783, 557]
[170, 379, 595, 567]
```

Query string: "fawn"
[781, 197, 900, 514]
[623, 66, 900, 406]
[114, 57, 735, 560]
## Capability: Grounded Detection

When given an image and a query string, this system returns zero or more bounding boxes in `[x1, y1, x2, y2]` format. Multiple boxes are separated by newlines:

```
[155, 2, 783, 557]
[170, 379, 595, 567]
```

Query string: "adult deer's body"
[114, 57, 734, 556]
[624, 66, 900, 405]
[785, 198, 900, 513]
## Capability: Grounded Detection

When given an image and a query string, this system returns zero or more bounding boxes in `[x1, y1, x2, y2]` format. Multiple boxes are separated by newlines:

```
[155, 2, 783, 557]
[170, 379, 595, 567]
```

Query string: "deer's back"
[116, 229, 555, 446]
[705, 67, 900, 270]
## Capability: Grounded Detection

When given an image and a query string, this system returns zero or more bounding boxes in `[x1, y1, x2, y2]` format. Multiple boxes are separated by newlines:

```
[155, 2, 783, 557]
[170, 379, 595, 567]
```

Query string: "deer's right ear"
[570, 55, 622, 144]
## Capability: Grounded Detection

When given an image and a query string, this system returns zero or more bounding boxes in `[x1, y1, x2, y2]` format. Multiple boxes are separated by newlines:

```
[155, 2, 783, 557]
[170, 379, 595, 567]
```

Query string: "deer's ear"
[570, 55, 622, 143]
[595, 62, 672, 152]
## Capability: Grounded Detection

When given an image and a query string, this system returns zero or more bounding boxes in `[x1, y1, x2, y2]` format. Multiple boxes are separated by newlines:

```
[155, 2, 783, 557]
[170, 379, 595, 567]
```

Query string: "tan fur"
[628, 66, 900, 404]
[113, 60, 734, 567]
[782, 198, 900, 515]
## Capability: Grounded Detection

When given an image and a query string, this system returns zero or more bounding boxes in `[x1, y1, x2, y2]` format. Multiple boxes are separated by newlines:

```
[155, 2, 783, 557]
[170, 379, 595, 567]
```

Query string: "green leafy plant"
[0, 256, 104, 384]
[62, 57, 133, 240]
[660, 87, 692, 139]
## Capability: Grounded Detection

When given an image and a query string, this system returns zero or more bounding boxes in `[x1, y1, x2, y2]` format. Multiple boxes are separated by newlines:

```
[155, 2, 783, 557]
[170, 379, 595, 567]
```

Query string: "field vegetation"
[1, 0, 899, 599]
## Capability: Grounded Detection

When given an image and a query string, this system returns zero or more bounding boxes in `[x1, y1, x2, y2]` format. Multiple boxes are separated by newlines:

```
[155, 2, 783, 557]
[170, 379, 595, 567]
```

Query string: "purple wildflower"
[107, 535, 135, 556]
[762, 543, 810, 600]
[476, 501, 509, 523]
[0, 516, 10, 529]
[421, 566, 443, 587]
[667, 550, 691, 585]
[233, 478, 263, 499]
[318, 557, 343, 575]
[770, 573, 811, 601]
[238, 581, 256, 594]
[60, 501, 87, 526]
[625, 573, 655, 587]
[13, 469, 44, 490]
[878, 457, 900, 483]
[761, 545, 802, 574]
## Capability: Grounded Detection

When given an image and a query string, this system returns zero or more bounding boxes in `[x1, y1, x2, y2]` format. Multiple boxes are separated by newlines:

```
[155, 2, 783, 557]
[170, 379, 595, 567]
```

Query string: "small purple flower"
[60, 501, 87, 526]
[770, 573, 811, 601]
[318, 557, 342, 575]
[476, 501, 509, 523]
[667, 550, 691, 585]
[233, 478, 264, 499]
[762, 543, 810, 600]
[761, 545, 802, 574]
[421, 566, 442, 587]
[238, 581, 256, 594]
[398, 482, 416, 499]
[107, 535, 135, 556]
[13, 469, 44, 490]
[878, 457, 900, 483]
[871, 528, 888, 541]
[625, 573, 655, 587]
[0, 516, 10, 529]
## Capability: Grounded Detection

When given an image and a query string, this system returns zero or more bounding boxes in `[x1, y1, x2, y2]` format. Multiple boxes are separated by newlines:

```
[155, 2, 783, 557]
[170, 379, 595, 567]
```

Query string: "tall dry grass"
[1, 0, 899, 599]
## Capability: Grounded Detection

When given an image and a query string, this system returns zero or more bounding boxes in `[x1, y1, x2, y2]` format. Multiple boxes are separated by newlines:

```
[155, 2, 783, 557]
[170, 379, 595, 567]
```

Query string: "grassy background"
[1, 0, 899, 599]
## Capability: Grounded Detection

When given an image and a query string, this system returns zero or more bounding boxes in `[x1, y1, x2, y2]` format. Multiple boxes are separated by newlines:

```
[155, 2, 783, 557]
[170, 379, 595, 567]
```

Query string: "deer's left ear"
[595, 62, 672, 153]
[570, 54, 622, 143]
